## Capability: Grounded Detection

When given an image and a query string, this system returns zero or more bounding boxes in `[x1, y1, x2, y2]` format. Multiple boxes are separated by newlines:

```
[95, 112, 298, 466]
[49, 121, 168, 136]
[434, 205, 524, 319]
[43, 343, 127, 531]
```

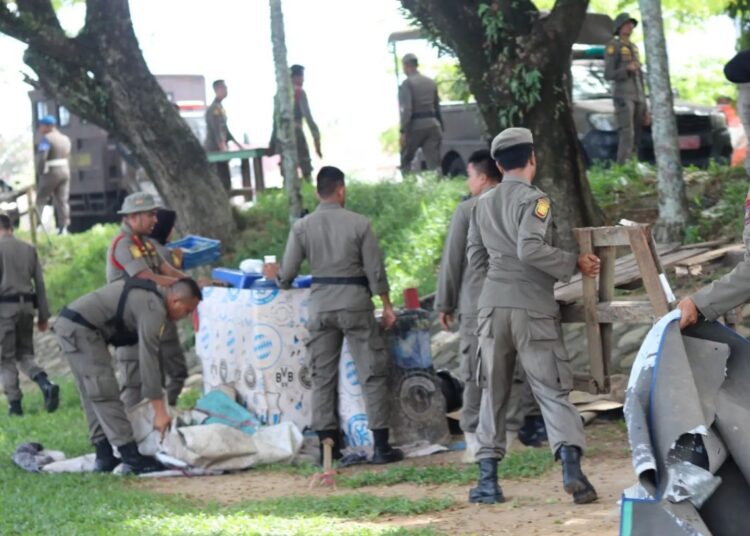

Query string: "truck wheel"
[443, 154, 466, 178]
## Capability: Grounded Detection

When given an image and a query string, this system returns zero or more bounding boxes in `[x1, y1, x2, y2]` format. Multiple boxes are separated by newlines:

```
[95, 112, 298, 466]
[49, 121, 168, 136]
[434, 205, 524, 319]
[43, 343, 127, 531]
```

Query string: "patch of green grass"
[0, 379, 452, 535]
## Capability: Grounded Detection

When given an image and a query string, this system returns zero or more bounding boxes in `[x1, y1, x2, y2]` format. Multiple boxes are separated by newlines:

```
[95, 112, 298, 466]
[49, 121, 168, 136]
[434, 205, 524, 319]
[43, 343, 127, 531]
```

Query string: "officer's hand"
[439, 312, 453, 331]
[154, 408, 171, 439]
[677, 297, 699, 329]
[37, 319, 49, 332]
[263, 262, 280, 280]
[627, 61, 639, 72]
[314, 140, 322, 158]
[381, 306, 397, 330]
[577, 253, 601, 277]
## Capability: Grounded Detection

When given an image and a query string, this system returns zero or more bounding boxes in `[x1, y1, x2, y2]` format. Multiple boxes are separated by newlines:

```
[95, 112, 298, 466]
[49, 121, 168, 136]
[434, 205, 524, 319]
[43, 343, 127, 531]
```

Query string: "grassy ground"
[0, 379, 456, 536]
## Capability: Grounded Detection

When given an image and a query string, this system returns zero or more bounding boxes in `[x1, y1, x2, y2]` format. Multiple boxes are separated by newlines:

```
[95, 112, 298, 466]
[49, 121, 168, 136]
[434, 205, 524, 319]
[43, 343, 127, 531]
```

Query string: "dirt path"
[137, 422, 632, 535]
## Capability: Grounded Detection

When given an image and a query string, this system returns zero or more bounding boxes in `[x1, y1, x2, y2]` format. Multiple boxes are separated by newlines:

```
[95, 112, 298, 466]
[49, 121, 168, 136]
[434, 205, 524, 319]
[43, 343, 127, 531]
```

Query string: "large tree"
[401, 0, 601, 249]
[0, 0, 235, 242]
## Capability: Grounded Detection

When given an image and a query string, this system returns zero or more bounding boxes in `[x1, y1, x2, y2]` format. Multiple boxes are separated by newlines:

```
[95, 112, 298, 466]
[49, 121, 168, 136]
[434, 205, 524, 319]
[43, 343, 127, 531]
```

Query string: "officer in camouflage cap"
[466, 127, 600, 505]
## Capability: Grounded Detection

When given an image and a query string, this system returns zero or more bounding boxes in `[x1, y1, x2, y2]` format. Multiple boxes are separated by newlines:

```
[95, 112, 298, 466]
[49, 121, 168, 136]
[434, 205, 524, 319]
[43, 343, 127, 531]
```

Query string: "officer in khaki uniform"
[399, 53, 443, 173]
[0, 214, 58, 416]
[679, 187, 750, 327]
[264, 166, 403, 465]
[35, 115, 71, 234]
[204, 79, 238, 190]
[54, 278, 202, 473]
[604, 13, 647, 164]
[466, 128, 600, 505]
[106, 193, 189, 408]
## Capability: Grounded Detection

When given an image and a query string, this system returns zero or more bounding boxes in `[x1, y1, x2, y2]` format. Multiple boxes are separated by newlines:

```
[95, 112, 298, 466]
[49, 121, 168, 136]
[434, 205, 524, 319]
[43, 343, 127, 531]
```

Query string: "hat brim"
[117, 204, 162, 215]
[614, 18, 638, 34]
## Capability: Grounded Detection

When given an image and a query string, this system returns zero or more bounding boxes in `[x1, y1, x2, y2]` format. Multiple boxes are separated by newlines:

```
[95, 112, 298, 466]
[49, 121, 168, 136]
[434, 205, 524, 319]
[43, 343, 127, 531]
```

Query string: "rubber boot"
[118, 441, 165, 474]
[558, 445, 598, 504]
[317, 430, 343, 466]
[8, 399, 23, 416]
[93, 438, 120, 473]
[469, 458, 505, 504]
[33, 372, 59, 413]
[370, 428, 404, 465]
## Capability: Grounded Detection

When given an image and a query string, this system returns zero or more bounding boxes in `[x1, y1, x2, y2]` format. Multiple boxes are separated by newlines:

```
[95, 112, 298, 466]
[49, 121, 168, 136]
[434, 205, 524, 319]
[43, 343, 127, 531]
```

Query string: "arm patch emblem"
[129, 244, 143, 259]
[534, 198, 551, 220]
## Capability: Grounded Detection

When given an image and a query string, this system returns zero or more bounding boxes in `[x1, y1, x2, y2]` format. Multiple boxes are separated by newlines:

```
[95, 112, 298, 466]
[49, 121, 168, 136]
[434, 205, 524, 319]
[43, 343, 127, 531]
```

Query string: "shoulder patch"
[129, 244, 143, 259]
[606, 44, 615, 55]
[534, 198, 551, 220]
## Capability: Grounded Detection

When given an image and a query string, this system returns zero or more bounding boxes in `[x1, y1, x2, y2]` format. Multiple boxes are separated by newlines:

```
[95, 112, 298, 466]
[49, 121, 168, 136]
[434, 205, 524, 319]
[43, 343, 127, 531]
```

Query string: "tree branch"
[0, 0, 78, 59]
[545, 0, 589, 49]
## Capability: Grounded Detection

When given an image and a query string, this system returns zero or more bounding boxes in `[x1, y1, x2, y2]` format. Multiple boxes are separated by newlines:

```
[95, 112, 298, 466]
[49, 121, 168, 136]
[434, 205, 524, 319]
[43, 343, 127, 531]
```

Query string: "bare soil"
[137, 421, 632, 535]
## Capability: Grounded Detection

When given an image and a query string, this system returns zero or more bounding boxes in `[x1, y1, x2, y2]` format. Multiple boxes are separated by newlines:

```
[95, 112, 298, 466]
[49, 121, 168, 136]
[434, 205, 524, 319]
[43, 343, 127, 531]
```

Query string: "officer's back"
[0, 235, 41, 298]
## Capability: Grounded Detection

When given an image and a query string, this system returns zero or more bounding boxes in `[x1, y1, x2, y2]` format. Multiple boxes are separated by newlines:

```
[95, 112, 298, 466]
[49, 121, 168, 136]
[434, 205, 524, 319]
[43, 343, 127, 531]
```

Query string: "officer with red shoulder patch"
[106, 193, 189, 408]
[465, 127, 601, 506]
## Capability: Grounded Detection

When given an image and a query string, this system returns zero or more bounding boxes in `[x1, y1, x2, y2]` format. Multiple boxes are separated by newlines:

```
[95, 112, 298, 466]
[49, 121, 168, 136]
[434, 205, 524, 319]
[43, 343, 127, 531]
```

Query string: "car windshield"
[572, 62, 611, 101]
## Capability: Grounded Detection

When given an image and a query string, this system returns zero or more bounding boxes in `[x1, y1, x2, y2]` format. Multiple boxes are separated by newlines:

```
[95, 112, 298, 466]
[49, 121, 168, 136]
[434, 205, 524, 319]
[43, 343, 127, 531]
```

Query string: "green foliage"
[33, 223, 116, 312]
[672, 57, 736, 105]
[380, 124, 401, 156]
[477, 2, 506, 45]
[499, 64, 543, 128]
[0, 379, 451, 535]
[434, 62, 473, 103]
[230, 174, 467, 305]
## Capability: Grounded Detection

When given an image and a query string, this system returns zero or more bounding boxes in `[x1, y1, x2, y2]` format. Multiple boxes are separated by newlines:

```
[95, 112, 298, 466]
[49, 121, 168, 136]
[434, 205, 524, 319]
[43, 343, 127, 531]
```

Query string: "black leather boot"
[518, 415, 547, 447]
[118, 442, 165, 474]
[33, 372, 59, 413]
[8, 399, 22, 416]
[93, 438, 120, 473]
[370, 428, 404, 465]
[469, 458, 505, 504]
[558, 445, 598, 504]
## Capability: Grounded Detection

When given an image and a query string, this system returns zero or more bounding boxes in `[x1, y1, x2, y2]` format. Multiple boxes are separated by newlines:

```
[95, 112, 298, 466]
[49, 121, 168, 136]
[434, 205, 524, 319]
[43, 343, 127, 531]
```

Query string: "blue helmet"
[38, 115, 57, 126]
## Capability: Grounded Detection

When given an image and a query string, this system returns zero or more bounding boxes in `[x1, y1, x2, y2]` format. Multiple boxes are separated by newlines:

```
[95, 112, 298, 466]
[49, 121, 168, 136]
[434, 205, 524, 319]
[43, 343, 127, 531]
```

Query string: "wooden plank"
[674, 244, 744, 268]
[590, 227, 632, 247]
[628, 227, 670, 316]
[240, 158, 252, 190]
[206, 148, 268, 162]
[560, 300, 657, 323]
[253, 157, 265, 193]
[677, 239, 728, 250]
[598, 245, 615, 389]
[573, 373, 597, 394]
[574, 228, 606, 393]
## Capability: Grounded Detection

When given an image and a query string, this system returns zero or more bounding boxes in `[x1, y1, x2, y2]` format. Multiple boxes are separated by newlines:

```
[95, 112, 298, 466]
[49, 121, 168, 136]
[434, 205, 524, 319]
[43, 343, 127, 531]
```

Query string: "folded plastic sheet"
[621, 311, 750, 535]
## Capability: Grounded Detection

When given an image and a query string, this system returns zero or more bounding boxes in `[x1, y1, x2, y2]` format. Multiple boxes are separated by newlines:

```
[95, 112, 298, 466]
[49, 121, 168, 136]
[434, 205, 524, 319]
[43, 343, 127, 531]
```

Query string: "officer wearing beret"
[604, 13, 647, 164]
[466, 127, 600, 505]
[35, 115, 71, 234]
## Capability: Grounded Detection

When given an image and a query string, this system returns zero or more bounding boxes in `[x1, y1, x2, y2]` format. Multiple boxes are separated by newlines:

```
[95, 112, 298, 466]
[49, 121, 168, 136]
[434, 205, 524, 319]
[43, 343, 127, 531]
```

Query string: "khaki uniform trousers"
[460, 315, 540, 434]
[475, 307, 585, 461]
[54, 317, 134, 446]
[307, 310, 391, 432]
[36, 169, 70, 228]
[117, 320, 186, 408]
[401, 124, 442, 172]
[614, 98, 646, 164]
[0, 311, 42, 402]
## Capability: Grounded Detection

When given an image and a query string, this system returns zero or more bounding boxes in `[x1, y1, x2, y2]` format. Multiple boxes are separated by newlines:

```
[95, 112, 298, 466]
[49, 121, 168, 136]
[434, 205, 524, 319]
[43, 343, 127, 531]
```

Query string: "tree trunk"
[400, 0, 601, 250]
[269, 0, 303, 224]
[0, 0, 235, 243]
[639, 0, 689, 243]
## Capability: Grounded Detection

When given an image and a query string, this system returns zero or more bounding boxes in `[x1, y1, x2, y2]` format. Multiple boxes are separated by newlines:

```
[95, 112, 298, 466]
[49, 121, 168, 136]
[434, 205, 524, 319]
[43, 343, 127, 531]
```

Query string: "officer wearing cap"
[35, 115, 71, 234]
[264, 166, 403, 465]
[465, 127, 600, 505]
[54, 277, 202, 473]
[205, 79, 238, 190]
[605, 13, 647, 164]
[0, 213, 58, 416]
[399, 53, 443, 173]
[106, 192, 190, 408]
[268, 64, 322, 181]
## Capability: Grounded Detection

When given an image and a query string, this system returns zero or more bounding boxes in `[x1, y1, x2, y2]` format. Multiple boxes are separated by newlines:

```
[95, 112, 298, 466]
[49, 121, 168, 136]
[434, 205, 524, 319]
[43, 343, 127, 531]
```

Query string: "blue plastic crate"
[211, 268, 263, 289]
[167, 235, 221, 269]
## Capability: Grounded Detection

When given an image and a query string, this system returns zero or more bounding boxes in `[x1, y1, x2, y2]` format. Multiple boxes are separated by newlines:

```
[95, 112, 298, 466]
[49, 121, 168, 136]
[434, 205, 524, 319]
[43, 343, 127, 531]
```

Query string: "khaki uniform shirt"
[106, 223, 165, 283]
[435, 186, 495, 318]
[277, 202, 389, 315]
[204, 98, 235, 151]
[604, 38, 645, 102]
[693, 188, 750, 320]
[35, 128, 71, 178]
[294, 87, 320, 142]
[0, 236, 50, 321]
[64, 280, 167, 399]
[466, 176, 577, 317]
[399, 72, 443, 133]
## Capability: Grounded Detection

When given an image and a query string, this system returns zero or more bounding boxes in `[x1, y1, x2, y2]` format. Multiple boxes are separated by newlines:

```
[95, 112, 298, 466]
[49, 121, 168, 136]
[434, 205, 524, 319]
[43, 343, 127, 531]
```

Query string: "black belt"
[59, 307, 98, 332]
[311, 276, 369, 287]
[411, 112, 436, 120]
[0, 293, 37, 306]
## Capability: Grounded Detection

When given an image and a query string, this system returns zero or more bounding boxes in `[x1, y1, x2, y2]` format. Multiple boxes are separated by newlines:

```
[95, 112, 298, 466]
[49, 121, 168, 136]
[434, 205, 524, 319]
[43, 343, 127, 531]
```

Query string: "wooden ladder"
[568, 224, 673, 394]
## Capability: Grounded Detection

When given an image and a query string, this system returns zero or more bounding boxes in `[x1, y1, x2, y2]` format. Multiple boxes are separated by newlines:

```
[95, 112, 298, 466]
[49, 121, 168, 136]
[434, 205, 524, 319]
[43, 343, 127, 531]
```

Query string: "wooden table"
[207, 148, 267, 200]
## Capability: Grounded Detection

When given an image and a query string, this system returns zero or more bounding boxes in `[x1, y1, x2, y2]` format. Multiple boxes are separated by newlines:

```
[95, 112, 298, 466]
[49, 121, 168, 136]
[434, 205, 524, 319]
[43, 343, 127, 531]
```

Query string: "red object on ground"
[404, 288, 420, 310]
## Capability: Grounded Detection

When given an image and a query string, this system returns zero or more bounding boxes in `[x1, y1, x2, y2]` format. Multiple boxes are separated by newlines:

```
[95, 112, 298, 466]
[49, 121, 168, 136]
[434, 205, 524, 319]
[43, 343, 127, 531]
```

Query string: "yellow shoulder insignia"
[129, 244, 143, 259]
[534, 198, 551, 220]
[213, 108, 222, 116]
[159, 324, 165, 339]
[606, 44, 615, 55]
